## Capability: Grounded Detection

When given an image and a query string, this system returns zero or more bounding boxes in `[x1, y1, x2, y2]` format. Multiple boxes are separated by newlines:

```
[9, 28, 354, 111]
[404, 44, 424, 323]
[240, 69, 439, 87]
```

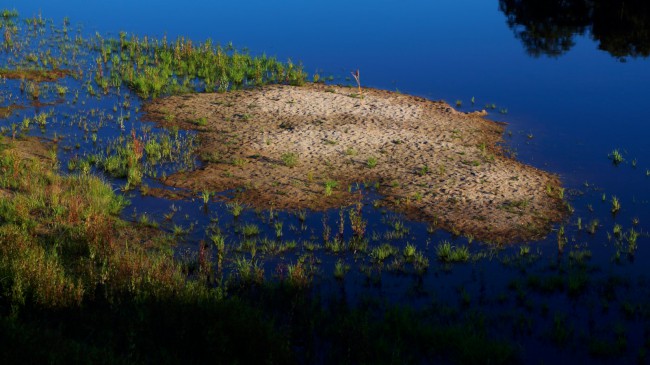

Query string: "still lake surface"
[4, 1, 650, 362]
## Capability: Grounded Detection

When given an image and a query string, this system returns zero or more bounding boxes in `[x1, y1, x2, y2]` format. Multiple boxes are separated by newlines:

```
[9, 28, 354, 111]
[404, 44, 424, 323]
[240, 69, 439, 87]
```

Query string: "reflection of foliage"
[592, 1, 650, 58]
[499, 0, 650, 59]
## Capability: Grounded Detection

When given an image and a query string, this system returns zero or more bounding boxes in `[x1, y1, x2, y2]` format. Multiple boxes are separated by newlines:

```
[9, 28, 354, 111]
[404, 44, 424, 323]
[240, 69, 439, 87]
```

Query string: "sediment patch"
[144, 84, 565, 243]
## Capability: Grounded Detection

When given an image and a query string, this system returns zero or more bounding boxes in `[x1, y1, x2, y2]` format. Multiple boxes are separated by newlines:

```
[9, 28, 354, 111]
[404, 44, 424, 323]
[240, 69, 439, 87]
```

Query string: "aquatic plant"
[557, 226, 566, 253]
[370, 243, 398, 262]
[274, 221, 283, 238]
[627, 229, 639, 253]
[333, 259, 349, 280]
[97, 33, 307, 98]
[241, 224, 260, 237]
[610, 149, 624, 165]
[587, 219, 599, 235]
[201, 190, 211, 205]
[435, 241, 470, 263]
[349, 202, 367, 238]
[403, 243, 417, 259]
[611, 196, 621, 214]
[324, 179, 338, 196]
[228, 201, 243, 218]
[233, 257, 264, 284]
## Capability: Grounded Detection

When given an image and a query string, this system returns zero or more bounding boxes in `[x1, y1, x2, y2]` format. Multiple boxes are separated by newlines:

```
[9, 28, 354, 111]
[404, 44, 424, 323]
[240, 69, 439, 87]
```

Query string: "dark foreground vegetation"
[0, 138, 517, 364]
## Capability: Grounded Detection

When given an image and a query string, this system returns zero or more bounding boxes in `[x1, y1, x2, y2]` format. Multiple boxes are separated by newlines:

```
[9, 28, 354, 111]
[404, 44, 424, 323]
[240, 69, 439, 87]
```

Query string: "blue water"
[4, 1, 650, 362]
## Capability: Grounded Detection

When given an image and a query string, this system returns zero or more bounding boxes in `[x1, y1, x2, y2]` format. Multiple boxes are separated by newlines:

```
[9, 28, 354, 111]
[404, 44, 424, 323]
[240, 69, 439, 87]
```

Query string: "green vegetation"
[281, 151, 298, 167]
[324, 179, 338, 196]
[94, 32, 306, 98]
[610, 149, 624, 165]
[611, 196, 621, 214]
[436, 241, 470, 263]
[366, 156, 378, 168]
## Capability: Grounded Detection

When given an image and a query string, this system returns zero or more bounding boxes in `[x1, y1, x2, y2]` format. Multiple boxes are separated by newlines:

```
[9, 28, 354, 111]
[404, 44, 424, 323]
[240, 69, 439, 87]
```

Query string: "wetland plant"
[627, 229, 639, 253]
[435, 241, 470, 263]
[274, 221, 283, 238]
[241, 224, 260, 237]
[370, 243, 398, 262]
[333, 259, 349, 281]
[587, 219, 599, 235]
[403, 243, 417, 259]
[228, 201, 243, 218]
[349, 202, 367, 238]
[201, 190, 211, 205]
[557, 226, 566, 253]
[610, 149, 624, 165]
[324, 179, 338, 196]
[611, 196, 621, 214]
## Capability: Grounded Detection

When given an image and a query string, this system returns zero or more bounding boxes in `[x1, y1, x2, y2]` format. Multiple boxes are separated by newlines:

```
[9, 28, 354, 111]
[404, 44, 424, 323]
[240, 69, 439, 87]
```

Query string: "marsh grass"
[96, 33, 307, 98]
[0, 137, 188, 309]
[610, 149, 624, 165]
[435, 241, 470, 263]
[611, 196, 621, 214]
[333, 259, 349, 280]
[370, 243, 398, 262]
[324, 179, 338, 196]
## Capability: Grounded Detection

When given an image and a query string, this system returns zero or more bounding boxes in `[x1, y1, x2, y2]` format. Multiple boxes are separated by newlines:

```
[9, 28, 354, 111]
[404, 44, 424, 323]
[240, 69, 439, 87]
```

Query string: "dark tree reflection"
[499, 0, 650, 59]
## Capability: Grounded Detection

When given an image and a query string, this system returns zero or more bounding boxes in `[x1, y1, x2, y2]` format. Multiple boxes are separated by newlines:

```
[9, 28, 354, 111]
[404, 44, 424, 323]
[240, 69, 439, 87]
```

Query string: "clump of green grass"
[281, 152, 298, 167]
[366, 156, 378, 168]
[370, 243, 398, 262]
[241, 224, 260, 237]
[228, 201, 243, 218]
[100, 33, 307, 98]
[193, 117, 208, 126]
[324, 180, 338, 196]
[435, 241, 470, 263]
[403, 243, 417, 259]
[611, 196, 621, 214]
[333, 259, 349, 280]
[610, 149, 624, 165]
[201, 190, 212, 205]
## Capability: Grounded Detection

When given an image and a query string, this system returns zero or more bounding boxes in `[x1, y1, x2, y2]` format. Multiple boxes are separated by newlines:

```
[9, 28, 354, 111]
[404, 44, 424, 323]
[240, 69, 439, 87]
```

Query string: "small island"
[145, 83, 566, 243]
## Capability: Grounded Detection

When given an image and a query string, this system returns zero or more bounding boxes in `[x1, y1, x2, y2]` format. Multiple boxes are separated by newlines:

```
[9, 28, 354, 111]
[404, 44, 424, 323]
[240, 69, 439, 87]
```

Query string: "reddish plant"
[131, 129, 144, 161]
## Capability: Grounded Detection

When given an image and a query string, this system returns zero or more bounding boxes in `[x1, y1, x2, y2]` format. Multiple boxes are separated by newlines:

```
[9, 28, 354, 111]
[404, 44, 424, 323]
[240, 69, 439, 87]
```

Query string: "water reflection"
[499, 0, 650, 59]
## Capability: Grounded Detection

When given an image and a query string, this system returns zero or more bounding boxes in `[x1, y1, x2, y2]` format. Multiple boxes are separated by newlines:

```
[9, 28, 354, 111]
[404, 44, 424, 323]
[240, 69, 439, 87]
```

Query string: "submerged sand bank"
[144, 84, 565, 243]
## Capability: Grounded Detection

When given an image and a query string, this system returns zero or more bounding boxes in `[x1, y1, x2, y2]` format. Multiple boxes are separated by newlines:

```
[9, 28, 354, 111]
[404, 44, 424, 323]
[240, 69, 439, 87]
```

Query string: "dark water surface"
[4, 0, 650, 362]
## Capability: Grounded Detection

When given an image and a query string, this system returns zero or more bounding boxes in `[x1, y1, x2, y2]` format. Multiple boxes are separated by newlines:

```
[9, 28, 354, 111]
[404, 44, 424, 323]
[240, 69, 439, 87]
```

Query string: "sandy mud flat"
[144, 84, 565, 243]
